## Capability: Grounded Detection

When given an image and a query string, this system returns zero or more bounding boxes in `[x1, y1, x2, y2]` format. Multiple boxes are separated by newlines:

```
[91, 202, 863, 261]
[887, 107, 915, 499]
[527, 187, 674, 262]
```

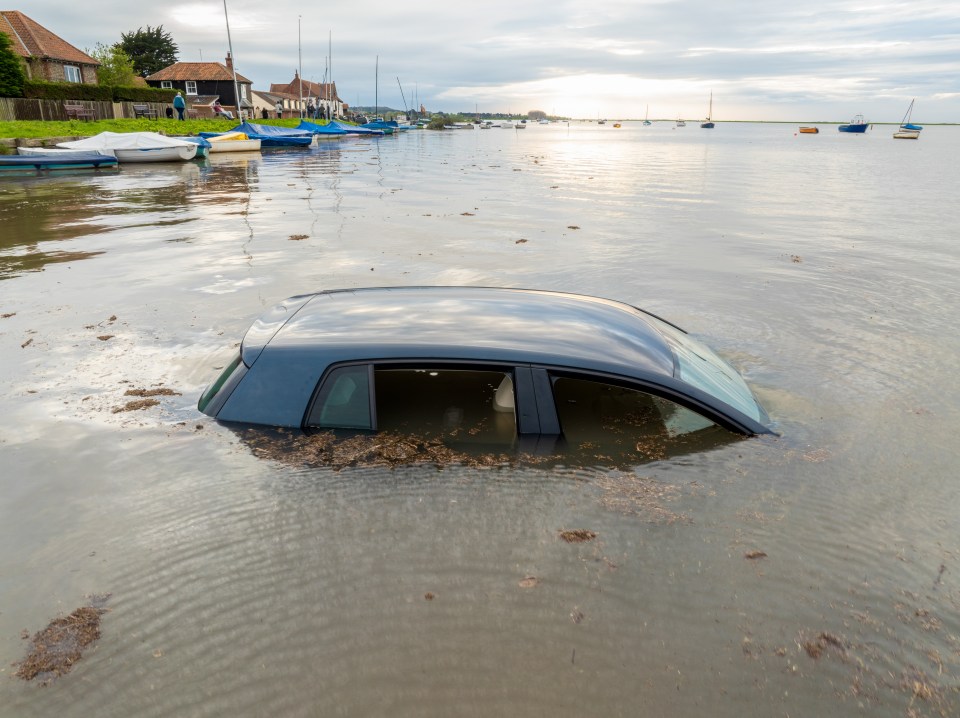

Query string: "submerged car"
[199, 287, 772, 449]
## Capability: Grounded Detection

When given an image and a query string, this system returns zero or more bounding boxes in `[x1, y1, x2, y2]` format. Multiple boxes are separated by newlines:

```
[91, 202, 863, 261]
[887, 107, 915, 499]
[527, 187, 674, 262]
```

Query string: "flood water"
[2, 122, 959, 716]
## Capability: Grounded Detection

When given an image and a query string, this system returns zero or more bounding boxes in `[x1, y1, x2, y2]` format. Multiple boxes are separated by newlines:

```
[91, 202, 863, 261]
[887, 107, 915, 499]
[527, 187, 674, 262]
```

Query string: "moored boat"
[838, 114, 869, 133]
[171, 136, 212, 158]
[798, 127, 819, 134]
[324, 120, 385, 136]
[114, 146, 198, 163]
[295, 120, 349, 139]
[203, 131, 262, 152]
[207, 122, 313, 147]
[57, 131, 201, 162]
[18, 147, 115, 158]
[1, 152, 118, 173]
[893, 129, 920, 140]
[894, 99, 922, 138]
[700, 92, 715, 128]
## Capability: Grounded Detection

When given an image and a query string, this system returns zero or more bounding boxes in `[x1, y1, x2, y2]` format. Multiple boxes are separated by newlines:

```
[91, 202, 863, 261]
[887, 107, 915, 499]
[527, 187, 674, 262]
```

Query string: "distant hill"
[352, 106, 402, 114]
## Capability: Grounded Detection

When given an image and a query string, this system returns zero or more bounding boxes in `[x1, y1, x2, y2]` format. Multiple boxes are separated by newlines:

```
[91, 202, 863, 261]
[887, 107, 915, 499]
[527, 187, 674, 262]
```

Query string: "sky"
[21, 1, 960, 121]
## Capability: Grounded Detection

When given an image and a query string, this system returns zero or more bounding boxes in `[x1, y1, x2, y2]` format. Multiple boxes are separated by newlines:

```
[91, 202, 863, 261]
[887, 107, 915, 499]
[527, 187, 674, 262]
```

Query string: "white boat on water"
[115, 146, 197, 163]
[205, 131, 262, 153]
[57, 131, 198, 163]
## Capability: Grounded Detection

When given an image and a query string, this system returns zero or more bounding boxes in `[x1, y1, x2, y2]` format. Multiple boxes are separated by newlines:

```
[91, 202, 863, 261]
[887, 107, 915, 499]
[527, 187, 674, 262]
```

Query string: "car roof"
[243, 286, 679, 378]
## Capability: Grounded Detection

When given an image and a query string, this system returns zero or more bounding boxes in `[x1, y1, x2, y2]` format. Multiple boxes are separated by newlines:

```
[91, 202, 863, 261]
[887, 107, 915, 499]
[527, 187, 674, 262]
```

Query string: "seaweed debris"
[16, 600, 108, 682]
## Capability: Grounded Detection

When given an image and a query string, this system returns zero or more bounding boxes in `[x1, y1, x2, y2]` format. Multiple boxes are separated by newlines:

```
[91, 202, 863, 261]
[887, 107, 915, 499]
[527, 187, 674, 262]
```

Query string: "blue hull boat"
[838, 114, 869, 133]
[0, 152, 119, 173]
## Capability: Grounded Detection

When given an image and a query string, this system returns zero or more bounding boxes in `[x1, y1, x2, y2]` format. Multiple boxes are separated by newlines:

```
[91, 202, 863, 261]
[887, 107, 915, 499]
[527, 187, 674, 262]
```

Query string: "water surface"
[1, 122, 959, 716]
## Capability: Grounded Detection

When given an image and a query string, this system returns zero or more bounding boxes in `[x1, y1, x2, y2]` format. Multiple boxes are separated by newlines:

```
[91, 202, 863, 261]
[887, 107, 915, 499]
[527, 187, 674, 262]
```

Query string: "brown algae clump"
[16, 605, 106, 682]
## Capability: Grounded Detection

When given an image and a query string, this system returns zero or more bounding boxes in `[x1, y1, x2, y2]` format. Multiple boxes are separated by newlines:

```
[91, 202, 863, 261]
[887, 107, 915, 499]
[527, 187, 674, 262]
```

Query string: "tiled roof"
[270, 76, 340, 101]
[146, 62, 251, 84]
[0, 11, 98, 65]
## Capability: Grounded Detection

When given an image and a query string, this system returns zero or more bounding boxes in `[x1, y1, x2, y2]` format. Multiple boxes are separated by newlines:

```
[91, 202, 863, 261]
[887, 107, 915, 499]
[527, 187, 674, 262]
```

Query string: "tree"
[0, 29, 26, 97]
[528, 110, 547, 121]
[119, 25, 178, 78]
[87, 42, 137, 86]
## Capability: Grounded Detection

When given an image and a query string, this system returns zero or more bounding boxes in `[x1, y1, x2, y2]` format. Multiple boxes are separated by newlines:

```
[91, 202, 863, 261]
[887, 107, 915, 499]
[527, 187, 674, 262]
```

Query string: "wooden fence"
[0, 97, 171, 122]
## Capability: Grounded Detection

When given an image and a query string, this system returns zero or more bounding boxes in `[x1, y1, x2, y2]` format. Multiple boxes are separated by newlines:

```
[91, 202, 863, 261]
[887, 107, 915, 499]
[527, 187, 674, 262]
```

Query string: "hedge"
[22, 80, 175, 103]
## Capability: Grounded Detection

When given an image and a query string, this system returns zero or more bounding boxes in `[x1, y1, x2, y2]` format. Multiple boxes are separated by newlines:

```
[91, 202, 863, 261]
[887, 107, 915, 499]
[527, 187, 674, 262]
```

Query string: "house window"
[185, 81, 198, 95]
[63, 65, 81, 83]
[160, 81, 172, 89]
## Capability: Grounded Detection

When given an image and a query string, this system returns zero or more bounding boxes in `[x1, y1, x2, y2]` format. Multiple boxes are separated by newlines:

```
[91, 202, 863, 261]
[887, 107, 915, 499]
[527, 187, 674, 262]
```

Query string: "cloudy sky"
[24, 1, 960, 121]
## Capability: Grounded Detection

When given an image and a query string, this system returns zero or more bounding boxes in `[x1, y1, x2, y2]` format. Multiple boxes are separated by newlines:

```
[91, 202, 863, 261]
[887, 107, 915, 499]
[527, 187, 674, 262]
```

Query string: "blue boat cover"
[201, 122, 313, 146]
[326, 120, 385, 136]
[296, 119, 349, 136]
[172, 136, 212, 148]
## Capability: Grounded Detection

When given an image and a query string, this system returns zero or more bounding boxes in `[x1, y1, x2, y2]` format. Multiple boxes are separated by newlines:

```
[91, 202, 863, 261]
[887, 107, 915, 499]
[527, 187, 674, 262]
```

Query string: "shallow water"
[2, 122, 959, 715]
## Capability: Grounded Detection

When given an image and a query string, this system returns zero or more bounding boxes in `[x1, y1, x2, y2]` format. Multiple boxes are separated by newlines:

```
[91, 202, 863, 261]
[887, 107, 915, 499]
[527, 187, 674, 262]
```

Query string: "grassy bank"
[0, 117, 323, 139]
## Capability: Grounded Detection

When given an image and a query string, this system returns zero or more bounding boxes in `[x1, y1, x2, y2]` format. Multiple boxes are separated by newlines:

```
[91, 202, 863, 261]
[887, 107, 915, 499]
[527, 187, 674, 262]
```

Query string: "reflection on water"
[1, 124, 960, 717]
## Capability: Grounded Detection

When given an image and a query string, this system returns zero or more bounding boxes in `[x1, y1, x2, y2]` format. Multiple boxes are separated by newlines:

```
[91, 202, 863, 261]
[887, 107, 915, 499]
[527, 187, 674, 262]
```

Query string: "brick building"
[0, 10, 99, 84]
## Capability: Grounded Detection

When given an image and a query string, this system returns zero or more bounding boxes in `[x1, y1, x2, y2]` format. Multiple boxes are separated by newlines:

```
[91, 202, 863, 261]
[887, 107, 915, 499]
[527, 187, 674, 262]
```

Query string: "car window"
[307, 365, 372, 429]
[636, 314, 763, 422]
[374, 368, 517, 444]
[198, 352, 245, 414]
[551, 375, 716, 443]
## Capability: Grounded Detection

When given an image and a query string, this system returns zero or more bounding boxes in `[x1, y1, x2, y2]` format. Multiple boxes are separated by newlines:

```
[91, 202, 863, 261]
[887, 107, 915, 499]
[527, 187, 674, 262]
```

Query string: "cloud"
[17, 0, 960, 120]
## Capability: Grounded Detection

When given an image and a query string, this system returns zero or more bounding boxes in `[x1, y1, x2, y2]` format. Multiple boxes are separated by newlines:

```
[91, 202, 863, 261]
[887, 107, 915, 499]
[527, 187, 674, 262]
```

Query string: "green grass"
[0, 117, 328, 139]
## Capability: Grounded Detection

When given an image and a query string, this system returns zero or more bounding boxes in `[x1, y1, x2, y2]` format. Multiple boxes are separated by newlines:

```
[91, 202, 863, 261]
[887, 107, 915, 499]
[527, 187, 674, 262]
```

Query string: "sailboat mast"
[375, 55, 378, 120]
[297, 16, 303, 118]
[397, 77, 408, 116]
[222, 0, 242, 119]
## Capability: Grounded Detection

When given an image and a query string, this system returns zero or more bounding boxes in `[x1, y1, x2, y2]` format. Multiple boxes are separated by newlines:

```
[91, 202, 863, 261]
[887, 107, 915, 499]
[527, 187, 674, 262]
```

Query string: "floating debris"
[801, 631, 846, 660]
[243, 429, 519, 471]
[460, 212, 475, 216]
[21, 338, 33, 348]
[424, 592, 435, 601]
[570, 609, 585, 624]
[594, 471, 686, 523]
[112, 398, 159, 413]
[518, 576, 540, 589]
[559, 529, 597, 543]
[515, 239, 528, 244]
[16, 603, 107, 682]
[567, 225, 581, 230]
[124, 387, 181, 398]
[96, 335, 114, 341]
[2, 312, 15, 318]
[288, 234, 308, 241]
[745, 551, 768, 560]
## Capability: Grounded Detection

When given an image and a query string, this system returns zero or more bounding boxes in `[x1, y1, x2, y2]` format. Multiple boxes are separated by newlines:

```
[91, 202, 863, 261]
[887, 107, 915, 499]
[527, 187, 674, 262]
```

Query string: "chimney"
[225, 52, 233, 71]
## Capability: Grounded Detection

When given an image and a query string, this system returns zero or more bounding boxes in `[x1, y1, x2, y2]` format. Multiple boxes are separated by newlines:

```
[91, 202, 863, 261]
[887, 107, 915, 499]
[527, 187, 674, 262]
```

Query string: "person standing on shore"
[275, 100, 283, 119]
[173, 92, 186, 121]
